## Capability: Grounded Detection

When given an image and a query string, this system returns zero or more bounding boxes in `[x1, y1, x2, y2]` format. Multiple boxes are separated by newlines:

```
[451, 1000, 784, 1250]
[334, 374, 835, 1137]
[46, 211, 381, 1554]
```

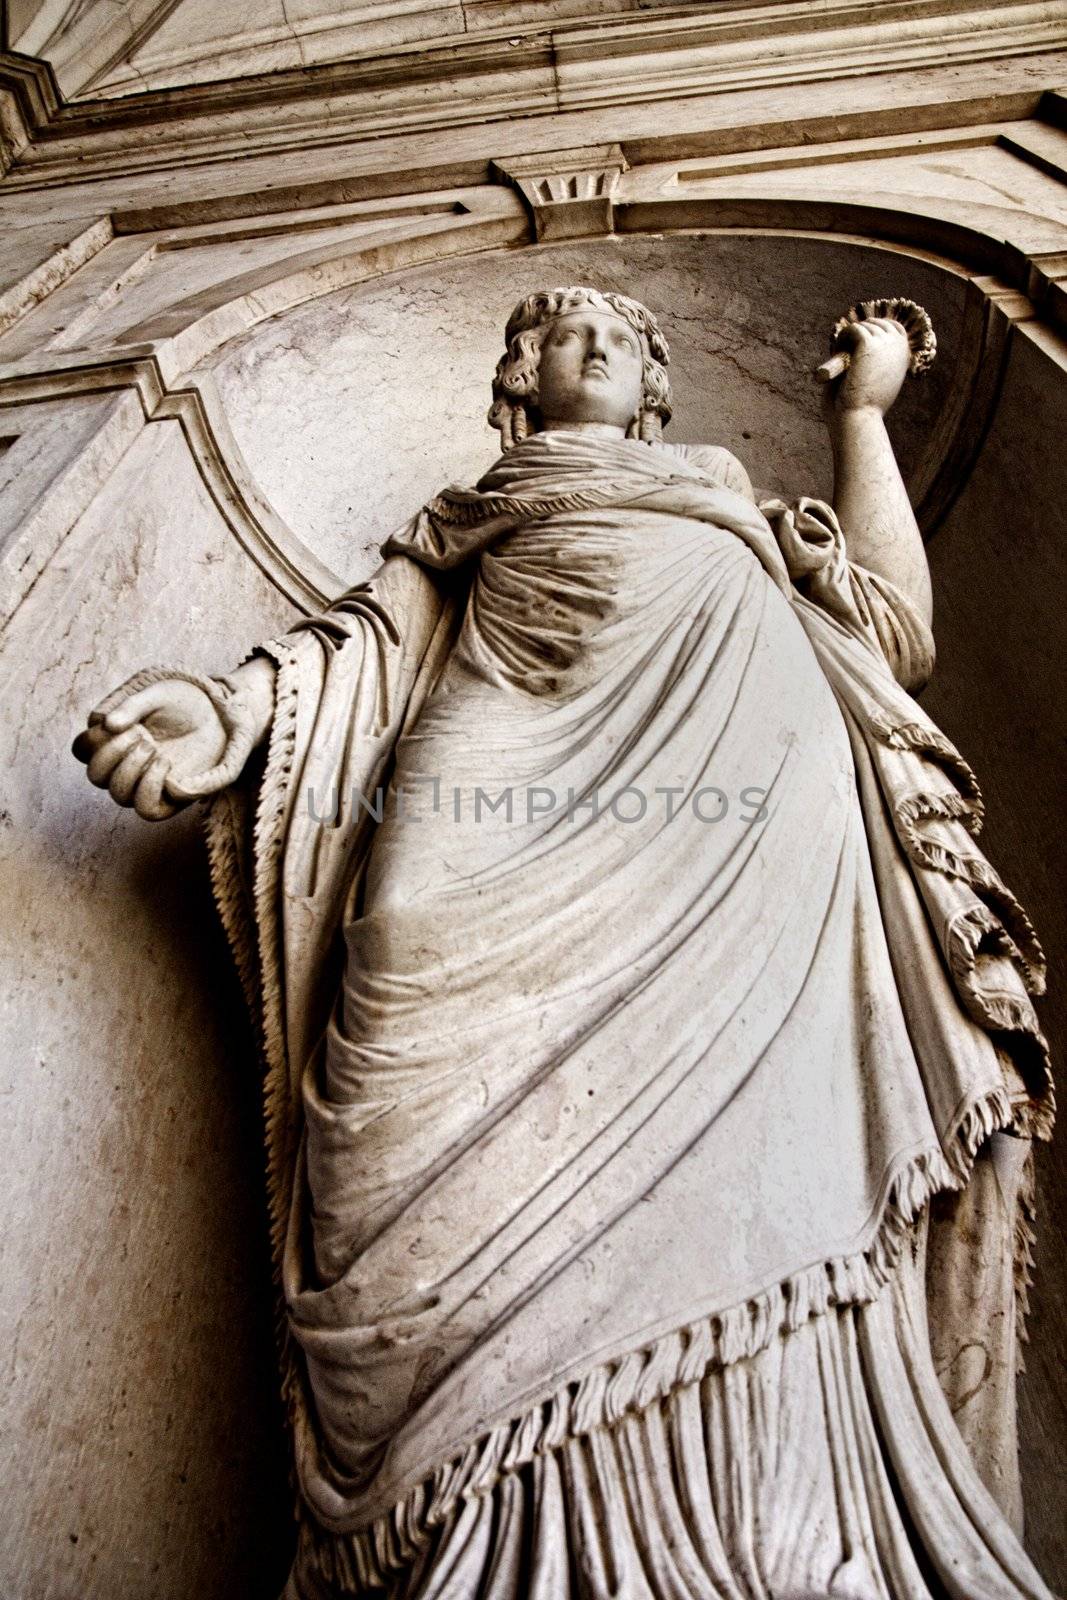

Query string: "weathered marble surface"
[6, 31, 1065, 194]
[11, 0, 1054, 107]
[8, 0, 687, 100]
[0, 419, 297, 1598]
[0, 4, 1065, 1584]
[0, 391, 142, 621]
[1, 235, 1064, 1599]
[63, 279, 1055, 1600]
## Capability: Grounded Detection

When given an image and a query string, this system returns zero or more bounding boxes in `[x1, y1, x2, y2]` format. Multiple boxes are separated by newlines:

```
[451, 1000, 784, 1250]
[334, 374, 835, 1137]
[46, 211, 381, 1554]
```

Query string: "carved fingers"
[72, 674, 227, 821]
[821, 318, 911, 416]
[92, 726, 153, 796]
[95, 678, 205, 741]
[73, 718, 183, 820]
[839, 317, 911, 357]
[131, 753, 180, 821]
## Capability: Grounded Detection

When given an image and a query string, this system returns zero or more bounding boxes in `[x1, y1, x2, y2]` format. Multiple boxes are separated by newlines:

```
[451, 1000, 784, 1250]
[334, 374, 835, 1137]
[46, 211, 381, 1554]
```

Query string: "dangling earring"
[627, 408, 661, 444]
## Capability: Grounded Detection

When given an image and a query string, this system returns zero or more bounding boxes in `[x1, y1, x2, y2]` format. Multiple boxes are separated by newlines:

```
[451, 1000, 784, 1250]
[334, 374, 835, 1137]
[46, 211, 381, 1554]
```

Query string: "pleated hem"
[294, 1090, 1030, 1597]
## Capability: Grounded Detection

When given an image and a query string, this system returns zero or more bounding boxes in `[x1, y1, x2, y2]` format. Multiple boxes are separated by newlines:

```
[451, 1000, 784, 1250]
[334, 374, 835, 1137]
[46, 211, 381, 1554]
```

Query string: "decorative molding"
[0, 215, 114, 335]
[10, 0, 1066, 116]
[0, 199, 529, 615]
[491, 144, 626, 239]
[8, 0, 183, 101]
[0, 194, 525, 372]
[0, 388, 144, 627]
[78, 1, 475, 100]
[1013, 244, 1067, 327]
[670, 125, 1006, 183]
[1, 3, 1064, 189]
[0, 48, 59, 175]
[2, 88, 1066, 601]
[0, 350, 332, 617]
[552, 1, 1065, 113]
[110, 181, 484, 234]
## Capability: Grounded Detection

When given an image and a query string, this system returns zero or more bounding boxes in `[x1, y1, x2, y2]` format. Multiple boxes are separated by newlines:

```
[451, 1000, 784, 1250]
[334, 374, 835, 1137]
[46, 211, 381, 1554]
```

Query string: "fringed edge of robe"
[204, 554, 467, 1446]
[293, 1086, 1021, 1594]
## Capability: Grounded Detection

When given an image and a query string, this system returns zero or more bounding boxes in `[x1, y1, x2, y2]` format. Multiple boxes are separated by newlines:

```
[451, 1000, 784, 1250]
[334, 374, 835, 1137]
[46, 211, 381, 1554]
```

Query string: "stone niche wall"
[922, 321, 1067, 1585]
[210, 233, 966, 587]
[0, 421, 297, 1597]
[1, 230, 1063, 1597]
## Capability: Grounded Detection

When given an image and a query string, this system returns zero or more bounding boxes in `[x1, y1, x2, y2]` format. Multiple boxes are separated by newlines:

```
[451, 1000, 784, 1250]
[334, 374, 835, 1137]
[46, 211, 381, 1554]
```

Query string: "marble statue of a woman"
[74, 286, 1054, 1600]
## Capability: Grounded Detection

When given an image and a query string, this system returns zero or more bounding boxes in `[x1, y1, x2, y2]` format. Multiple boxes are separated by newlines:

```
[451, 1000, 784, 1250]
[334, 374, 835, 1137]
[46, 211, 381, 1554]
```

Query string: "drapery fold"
[204, 432, 1051, 1598]
[285, 1223, 1050, 1600]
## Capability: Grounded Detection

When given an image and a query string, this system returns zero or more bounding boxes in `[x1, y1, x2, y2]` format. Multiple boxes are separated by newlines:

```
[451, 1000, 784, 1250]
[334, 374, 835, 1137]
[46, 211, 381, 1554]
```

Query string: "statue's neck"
[540, 420, 628, 440]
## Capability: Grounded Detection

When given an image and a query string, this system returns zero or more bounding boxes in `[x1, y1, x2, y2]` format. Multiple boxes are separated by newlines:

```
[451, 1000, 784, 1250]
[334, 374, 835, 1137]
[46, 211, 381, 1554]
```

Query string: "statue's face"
[536, 310, 645, 430]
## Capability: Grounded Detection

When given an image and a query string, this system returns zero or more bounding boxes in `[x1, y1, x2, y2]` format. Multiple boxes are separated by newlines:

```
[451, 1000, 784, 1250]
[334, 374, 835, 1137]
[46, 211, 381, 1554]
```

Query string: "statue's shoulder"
[655, 441, 755, 502]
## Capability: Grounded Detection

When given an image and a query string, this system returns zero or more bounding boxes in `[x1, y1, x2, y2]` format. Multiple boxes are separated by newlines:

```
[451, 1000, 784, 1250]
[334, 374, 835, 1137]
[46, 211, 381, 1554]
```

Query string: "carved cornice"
[6, 0, 184, 100]
[1, 1, 1064, 188]
[1, 186, 1062, 613]
[2, 78, 1066, 611]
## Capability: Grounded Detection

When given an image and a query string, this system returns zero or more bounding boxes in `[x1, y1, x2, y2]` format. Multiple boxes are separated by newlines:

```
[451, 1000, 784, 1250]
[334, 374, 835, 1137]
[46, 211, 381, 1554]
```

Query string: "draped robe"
[206, 432, 1053, 1599]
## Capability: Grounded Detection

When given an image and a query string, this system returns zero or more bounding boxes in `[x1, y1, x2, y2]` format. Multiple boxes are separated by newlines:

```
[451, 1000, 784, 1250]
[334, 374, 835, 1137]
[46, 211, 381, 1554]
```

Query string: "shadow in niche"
[126, 819, 297, 1594]
[918, 321, 1067, 1592]
[198, 897, 297, 1598]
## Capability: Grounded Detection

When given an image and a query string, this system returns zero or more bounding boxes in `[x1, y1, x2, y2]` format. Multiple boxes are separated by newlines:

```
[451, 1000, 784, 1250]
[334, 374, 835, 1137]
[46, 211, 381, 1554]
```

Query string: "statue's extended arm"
[822, 318, 933, 627]
[72, 655, 276, 820]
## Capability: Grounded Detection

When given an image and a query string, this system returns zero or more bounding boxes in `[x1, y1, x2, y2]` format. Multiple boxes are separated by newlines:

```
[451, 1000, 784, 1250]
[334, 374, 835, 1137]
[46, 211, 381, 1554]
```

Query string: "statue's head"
[489, 286, 672, 450]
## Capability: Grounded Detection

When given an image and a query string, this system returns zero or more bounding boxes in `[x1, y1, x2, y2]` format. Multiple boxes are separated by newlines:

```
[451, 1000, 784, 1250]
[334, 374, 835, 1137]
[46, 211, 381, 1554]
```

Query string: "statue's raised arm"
[819, 305, 934, 625]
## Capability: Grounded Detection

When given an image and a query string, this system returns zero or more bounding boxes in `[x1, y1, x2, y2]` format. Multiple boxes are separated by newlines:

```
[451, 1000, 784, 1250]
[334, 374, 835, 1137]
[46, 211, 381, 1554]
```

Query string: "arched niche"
[2, 211, 1063, 1594]
[202, 230, 973, 593]
[197, 225, 1066, 1581]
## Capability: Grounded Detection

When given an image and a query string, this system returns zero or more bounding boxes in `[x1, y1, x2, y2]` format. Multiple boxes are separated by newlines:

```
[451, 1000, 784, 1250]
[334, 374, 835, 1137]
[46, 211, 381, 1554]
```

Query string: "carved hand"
[72, 659, 274, 820]
[822, 317, 911, 419]
[73, 677, 226, 819]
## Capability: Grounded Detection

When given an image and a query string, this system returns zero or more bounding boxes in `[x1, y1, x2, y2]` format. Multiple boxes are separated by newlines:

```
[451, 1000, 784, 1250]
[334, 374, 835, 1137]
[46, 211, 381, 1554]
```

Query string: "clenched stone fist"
[73, 659, 275, 820]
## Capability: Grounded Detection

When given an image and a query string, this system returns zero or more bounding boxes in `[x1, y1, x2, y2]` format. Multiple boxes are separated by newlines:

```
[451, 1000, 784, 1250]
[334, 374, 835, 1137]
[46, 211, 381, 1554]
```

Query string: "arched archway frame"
[0, 111, 1065, 622]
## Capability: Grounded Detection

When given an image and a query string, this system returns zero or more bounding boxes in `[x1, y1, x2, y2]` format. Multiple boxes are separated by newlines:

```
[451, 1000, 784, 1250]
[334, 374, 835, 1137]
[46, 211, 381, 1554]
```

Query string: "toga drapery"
[206, 432, 1052, 1599]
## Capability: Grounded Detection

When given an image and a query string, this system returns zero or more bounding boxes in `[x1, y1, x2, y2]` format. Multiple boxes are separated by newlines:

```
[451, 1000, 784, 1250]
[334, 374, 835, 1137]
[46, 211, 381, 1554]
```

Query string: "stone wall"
[0, 420, 297, 1597]
[923, 323, 1067, 1584]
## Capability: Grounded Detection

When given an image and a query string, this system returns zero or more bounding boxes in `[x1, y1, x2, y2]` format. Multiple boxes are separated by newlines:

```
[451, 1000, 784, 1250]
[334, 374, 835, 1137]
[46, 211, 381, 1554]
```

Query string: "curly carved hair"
[488, 286, 673, 450]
